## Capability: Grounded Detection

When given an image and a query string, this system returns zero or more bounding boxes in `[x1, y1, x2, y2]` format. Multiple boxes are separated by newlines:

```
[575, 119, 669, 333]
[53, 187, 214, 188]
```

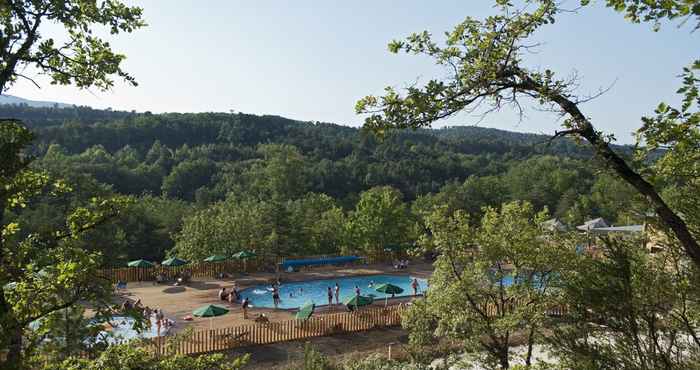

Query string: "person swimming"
[368, 280, 374, 288]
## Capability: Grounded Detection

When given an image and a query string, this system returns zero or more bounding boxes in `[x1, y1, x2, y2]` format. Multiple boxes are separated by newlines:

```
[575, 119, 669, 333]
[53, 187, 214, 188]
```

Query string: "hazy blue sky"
[7, 1, 697, 143]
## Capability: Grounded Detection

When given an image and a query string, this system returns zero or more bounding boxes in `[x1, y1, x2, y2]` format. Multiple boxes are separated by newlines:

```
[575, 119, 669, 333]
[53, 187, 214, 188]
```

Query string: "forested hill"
[2, 103, 587, 157]
[1, 103, 610, 203]
[3, 103, 642, 263]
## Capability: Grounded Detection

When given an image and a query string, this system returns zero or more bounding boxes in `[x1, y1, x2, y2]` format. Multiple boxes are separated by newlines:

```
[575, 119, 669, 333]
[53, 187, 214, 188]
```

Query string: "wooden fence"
[144, 305, 405, 356]
[98, 255, 298, 283]
[481, 298, 569, 318]
[99, 254, 371, 283]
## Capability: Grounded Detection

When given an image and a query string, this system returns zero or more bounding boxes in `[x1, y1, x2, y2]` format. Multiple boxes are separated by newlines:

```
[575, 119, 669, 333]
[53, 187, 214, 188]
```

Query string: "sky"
[6, 1, 697, 144]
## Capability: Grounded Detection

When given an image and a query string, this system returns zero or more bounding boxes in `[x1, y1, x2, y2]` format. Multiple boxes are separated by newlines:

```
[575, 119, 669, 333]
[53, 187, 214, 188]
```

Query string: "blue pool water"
[96, 315, 170, 344]
[240, 274, 427, 309]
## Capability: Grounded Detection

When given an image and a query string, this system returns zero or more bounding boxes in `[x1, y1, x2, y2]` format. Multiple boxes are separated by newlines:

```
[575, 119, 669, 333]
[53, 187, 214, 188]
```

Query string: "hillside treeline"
[2, 104, 640, 264]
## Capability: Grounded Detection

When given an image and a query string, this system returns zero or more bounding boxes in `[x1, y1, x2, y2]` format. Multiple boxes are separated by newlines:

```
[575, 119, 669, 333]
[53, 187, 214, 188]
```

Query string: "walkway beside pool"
[118, 262, 433, 334]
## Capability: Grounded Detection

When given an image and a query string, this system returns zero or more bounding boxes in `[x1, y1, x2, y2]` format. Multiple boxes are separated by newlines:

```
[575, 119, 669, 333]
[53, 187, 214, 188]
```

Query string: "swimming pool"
[96, 315, 170, 344]
[239, 274, 427, 309]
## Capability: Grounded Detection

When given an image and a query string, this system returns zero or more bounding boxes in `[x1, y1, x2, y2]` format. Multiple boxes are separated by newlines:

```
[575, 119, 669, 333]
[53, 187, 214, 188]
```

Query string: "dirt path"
[230, 327, 409, 369]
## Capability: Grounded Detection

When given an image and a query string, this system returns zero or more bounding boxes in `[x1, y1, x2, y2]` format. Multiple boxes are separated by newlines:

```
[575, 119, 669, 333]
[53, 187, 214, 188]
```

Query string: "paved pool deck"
[119, 261, 433, 333]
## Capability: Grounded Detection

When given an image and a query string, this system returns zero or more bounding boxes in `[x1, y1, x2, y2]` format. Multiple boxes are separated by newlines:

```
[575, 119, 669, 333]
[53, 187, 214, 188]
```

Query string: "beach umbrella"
[295, 302, 315, 320]
[232, 251, 256, 272]
[193, 304, 229, 329]
[127, 259, 154, 268]
[232, 251, 256, 259]
[162, 257, 188, 267]
[203, 255, 227, 262]
[343, 295, 373, 311]
[127, 259, 153, 282]
[204, 255, 228, 277]
[375, 283, 404, 306]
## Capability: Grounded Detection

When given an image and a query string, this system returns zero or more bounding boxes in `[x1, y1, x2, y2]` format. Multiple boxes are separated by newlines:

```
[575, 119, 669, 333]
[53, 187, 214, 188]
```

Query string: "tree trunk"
[518, 72, 700, 268]
[499, 346, 510, 369]
[3, 323, 23, 370]
[525, 326, 536, 367]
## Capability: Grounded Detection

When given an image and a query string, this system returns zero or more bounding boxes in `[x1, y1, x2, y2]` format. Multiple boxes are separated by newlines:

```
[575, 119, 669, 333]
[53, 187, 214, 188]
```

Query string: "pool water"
[96, 315, 170, 344]
[239, 274, 427, 309]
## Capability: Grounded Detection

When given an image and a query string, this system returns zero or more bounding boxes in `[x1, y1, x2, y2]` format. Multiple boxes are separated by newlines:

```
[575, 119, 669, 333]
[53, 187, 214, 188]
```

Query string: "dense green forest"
[1, 104, 640, 264]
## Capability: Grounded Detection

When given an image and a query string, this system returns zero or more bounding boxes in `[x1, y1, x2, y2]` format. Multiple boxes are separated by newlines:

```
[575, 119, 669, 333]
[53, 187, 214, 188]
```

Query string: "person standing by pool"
[334, 283, 340, 305]
[155, 308, 164, 336]
[242, 297, 250, 319]
[355, 285, 360, 296]
[327, 287, 333, 306]
[272, 286, 280, 309]
[411, 278, 419, 296]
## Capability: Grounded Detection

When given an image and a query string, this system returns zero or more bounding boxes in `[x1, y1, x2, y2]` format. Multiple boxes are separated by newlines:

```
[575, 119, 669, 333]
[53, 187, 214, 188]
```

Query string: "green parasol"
[232, 251, 256, 259]
[295, 302, 315, 320]
[343, 295, 374, 311]
[127, 259, 154, 268]
[193, 304, 230, 329]
[162, 257, 188, 267]
[232, 251, 256, 272]
[193, 304, 229, 317]
[383, 244, 404, 253]
[203, 255, 227, 262]
[375, 283, 404, 306]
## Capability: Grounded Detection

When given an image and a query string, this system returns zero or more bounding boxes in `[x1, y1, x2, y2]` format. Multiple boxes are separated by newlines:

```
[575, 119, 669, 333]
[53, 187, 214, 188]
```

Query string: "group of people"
[218, 283, 241, 304]
[219, 282, 252, 318]
[326, 283, 341, 305]
[393, 260, 409, 269]
[121, 297, 172, 336]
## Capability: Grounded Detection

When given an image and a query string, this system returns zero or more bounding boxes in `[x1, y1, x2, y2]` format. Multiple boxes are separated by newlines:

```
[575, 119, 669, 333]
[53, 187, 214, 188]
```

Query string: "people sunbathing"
[254, 313, 270, 324]
[219, 287, 229, 301]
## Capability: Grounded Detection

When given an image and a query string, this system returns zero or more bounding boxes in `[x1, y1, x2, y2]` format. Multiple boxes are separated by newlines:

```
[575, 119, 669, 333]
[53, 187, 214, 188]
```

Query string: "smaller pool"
[239, 274, 427, 309]
[96, 315, 170, 344]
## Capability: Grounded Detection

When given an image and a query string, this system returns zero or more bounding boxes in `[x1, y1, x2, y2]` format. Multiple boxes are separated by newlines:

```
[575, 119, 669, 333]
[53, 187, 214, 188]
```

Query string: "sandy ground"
[119, 262, 433, 333]
[431, 345, 558, 370]
[231, 327, 409, 369]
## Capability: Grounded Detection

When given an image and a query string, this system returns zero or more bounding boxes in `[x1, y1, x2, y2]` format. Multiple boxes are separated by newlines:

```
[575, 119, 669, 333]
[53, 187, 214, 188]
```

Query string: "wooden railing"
[100, 254, 371, 283]
[481, 298, 568, 318]
[144, 305, 405, 356]
[99, 257, 281, 283]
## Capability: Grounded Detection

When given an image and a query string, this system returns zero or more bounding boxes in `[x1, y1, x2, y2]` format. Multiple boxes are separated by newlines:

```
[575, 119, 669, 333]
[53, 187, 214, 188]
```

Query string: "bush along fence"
[144, 305, 405, 356]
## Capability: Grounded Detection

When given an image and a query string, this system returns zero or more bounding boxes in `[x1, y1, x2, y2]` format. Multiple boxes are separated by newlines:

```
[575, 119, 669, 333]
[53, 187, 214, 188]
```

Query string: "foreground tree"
[52, 340, 248, 370]
[404, 201, 570, 369]
[0, 0, 144, 93]
[1, 2, 144, 367]
[355, 0, 700, 268]
[551, 236, 700, 369]
[1, 122, 133, 369]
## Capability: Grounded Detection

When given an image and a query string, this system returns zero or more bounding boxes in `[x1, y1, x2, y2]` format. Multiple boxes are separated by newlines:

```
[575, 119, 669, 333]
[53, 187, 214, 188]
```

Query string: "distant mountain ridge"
[0, 100, 633, 160]
[0, 94, 72, 108]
